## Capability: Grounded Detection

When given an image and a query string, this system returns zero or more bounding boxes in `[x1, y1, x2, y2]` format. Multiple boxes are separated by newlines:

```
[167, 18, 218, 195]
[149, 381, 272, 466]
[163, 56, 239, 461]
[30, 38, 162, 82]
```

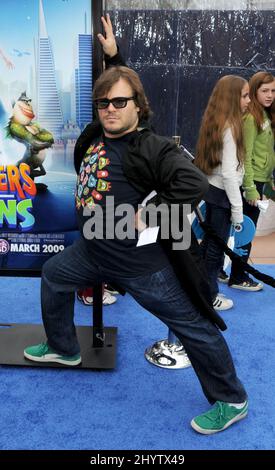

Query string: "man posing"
[24, 20, 248, 436]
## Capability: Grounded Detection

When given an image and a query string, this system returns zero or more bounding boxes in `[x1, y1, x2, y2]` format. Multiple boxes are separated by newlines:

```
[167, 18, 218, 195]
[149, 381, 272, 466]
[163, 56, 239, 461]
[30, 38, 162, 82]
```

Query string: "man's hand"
[135, 208, 147, 232]
[97, 14, 117, 58]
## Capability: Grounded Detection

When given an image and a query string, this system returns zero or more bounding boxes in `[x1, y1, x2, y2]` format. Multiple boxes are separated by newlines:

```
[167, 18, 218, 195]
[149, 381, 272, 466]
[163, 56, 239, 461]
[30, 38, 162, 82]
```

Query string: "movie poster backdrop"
[0, 0, 92, 271]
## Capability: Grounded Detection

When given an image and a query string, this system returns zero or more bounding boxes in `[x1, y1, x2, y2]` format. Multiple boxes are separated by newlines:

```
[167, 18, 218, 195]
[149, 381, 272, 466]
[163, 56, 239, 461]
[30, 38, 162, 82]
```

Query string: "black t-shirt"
[76, 132, 169, 276]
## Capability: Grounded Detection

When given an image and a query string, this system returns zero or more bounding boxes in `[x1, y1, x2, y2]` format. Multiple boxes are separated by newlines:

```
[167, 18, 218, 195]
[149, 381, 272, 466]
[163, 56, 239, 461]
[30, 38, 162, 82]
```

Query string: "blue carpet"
[0, 265, 274, 450]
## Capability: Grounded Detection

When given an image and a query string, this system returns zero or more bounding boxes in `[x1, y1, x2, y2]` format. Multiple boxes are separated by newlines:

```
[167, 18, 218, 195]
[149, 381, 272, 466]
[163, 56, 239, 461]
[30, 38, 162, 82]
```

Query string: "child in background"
[229, 71, 275, 291]
[195, 75, 250, 310]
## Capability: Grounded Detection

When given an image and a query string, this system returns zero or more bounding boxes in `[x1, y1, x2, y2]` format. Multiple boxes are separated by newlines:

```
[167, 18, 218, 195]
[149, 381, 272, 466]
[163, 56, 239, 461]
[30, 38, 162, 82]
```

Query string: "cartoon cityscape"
[0, 0, 92, 171]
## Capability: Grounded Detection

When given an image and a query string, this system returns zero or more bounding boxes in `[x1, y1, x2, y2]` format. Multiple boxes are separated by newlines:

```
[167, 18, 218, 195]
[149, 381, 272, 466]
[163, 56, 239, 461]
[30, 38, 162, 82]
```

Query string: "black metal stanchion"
[144, 136, 192, 370]
[92, 284, 105, 348]
[145, 330, 191, 369]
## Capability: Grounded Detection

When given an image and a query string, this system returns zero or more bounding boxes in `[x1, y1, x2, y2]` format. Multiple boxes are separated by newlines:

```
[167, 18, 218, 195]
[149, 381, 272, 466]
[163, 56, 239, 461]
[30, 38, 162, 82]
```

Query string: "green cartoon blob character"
[6, 91, 54, 192]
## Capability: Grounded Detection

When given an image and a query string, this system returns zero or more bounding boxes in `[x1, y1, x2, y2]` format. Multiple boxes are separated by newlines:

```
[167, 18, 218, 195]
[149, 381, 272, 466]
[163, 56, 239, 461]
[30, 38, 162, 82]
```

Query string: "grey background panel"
[106, 1, 275, 11]
[106, 8, 275, 151]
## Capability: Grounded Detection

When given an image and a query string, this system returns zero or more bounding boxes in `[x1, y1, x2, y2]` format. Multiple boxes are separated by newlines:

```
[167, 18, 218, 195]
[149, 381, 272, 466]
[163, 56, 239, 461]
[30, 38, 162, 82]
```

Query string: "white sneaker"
[102, 291, 117, 305]
[213, 294, 233, 311]
[78, 290, 117, 306]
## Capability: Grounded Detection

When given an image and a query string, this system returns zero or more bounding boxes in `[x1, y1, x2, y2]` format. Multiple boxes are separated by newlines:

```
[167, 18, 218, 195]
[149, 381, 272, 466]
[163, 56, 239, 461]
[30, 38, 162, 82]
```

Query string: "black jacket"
[74, 124, 226, 331]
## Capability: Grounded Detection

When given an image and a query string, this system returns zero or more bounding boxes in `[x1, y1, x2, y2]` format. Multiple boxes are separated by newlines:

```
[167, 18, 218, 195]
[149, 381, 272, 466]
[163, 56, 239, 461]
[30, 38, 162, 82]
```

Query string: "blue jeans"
[200, 202, 232, 299]
[41, 237, 247, 404]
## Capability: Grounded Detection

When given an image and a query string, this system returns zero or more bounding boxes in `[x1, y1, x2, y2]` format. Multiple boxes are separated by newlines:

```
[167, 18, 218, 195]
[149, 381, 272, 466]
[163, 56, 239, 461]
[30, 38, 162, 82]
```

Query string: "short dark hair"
[93, 66, 152, 122]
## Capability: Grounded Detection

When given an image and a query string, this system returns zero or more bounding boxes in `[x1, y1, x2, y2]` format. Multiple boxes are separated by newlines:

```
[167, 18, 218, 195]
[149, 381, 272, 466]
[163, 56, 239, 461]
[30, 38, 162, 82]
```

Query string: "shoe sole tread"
[229, 284, 263, 291]
[24, 351, 81, 366]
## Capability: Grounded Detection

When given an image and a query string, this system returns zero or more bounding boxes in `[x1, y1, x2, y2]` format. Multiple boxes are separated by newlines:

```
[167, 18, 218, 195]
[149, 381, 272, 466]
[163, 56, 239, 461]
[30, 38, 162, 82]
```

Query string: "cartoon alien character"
[6, 91, 54, 192]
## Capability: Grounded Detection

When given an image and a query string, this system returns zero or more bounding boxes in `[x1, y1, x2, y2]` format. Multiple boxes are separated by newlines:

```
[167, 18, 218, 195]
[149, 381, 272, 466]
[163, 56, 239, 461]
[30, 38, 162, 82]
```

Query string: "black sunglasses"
[93, 96, 136, 109]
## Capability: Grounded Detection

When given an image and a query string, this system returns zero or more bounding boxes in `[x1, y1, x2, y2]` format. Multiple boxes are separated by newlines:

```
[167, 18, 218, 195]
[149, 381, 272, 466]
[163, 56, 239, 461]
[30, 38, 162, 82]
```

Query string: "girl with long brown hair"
[195, 75, 250, 311]
[229, 71, 275, 291]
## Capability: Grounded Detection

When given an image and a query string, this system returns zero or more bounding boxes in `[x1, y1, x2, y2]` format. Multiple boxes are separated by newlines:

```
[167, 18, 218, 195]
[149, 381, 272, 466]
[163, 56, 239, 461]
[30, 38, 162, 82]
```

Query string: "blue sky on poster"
[0, 0, 91, 88]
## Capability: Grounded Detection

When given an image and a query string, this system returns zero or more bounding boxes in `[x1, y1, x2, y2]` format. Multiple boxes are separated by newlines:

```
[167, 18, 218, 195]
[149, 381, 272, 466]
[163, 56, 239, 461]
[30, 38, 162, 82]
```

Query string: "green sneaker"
[24, 342, 81, 366]
[191, 400, 248, 435]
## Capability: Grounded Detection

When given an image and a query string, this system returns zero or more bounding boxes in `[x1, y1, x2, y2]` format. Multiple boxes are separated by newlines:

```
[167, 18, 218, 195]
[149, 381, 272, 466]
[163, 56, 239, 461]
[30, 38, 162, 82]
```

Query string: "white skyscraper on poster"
[75, 13, 92, 130]
[37, 0, 63, 138]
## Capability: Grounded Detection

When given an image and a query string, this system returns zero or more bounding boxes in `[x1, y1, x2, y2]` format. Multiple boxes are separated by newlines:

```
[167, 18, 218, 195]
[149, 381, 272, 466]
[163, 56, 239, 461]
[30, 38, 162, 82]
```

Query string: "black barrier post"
[92, 284, 105, 348]
[92, 0, 104, 82]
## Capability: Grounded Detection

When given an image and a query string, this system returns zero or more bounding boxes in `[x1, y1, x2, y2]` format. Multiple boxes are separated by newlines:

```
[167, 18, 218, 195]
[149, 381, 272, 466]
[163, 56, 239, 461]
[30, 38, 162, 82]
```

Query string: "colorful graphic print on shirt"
[76, 142, 111, 210]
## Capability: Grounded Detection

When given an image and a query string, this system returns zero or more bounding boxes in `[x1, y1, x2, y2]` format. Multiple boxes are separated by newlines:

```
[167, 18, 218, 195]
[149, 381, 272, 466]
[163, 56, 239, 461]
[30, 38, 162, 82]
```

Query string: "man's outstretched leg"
[24, 238, 103, 366]
[115, 264, 248, 434]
